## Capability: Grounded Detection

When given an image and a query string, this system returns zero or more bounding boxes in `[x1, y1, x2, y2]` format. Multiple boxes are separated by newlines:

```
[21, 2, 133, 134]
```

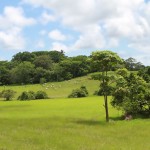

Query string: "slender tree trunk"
[104, 95, 109, 122]
[102, 71, 109, 122]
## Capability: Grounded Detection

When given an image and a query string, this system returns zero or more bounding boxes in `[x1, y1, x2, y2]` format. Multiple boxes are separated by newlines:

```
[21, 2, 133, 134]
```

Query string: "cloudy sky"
[0, 0, 150, 65]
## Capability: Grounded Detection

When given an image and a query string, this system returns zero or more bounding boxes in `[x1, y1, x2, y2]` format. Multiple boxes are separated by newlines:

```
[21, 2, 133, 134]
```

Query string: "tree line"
[0, 50, 147, 85]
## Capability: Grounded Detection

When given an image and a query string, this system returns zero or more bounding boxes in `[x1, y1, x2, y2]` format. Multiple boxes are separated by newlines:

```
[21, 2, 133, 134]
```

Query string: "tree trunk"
[104, 95, 109, 122]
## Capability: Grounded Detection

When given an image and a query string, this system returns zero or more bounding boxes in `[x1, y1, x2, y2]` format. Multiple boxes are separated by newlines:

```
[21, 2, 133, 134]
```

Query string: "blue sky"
[0, 0, 150, 65]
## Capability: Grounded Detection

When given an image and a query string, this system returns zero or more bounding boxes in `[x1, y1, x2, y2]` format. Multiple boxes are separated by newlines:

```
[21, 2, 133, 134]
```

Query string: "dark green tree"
[11, 61, 35, 84]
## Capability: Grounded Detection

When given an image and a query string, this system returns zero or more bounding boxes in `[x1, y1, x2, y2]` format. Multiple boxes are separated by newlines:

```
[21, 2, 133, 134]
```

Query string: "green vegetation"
[68, 85, 88, 98]
[0, 50, 145, 85]
[0, 75, 99, 99]
[0, 97, 149, 150]
[0, 50, 149, 149]
[0, 89, 16, 101]
[91, 50, 123, 122]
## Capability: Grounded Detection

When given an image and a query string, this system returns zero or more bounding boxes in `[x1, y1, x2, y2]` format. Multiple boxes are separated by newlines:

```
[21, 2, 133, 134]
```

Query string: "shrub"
[18, 91, 35, 100]
[35, 91, 48, 99]
[0, 89, 16, 101]
[68, 86, 88, 98]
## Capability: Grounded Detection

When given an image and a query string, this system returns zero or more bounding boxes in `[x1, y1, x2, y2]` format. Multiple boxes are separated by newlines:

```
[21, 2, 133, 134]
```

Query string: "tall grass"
[0, 97, 149, 150]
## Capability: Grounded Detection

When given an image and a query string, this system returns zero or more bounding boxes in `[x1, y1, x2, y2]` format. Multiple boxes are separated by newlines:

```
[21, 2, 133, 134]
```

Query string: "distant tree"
[68, 86, 88, 98]
[125, 57, 144, 71]
[35, 91, 48, 99]
[91, 50, 123, 122]
[12, 51, 35, 63]
[0, 89, 16, 101]
[48, 50, 66, 63]
[18, 91, 35, 100]
[11, 61, 35, 84]
[33, 55, 53, 69]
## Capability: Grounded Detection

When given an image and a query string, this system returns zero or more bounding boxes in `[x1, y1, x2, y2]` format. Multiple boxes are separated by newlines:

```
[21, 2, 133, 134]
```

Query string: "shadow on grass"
[73, 119, 106, 126]
[109, 116, 124, 121]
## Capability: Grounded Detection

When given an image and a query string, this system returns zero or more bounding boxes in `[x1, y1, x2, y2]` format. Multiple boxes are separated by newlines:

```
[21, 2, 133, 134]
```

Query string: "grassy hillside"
[0, 97, 149, 150]
[0, 75, 99, 99]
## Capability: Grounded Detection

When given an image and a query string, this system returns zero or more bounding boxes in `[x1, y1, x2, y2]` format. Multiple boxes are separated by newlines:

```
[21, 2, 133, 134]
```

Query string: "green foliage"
[0, 89, 16, 101]
[12, 51, 35, 63]
[68, 86, 88, 98]
[10, 61, 35, 84]
[18, 90, 48, 100]
[18, 91, 35, 100]
[35, 91, 48, 99]
[111, 73, 150, 116]
[91, 50, 123, 71]
[116, 68, 129, 78]
[138, 66, 150, 83]
[33, 55, 53, 69]
[91, 50, 123, 122]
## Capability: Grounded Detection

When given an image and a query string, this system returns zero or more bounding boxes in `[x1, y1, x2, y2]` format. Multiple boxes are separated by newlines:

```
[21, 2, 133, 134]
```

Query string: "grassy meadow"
[0, 97, 149, 150]
[0, 75, 99, 99]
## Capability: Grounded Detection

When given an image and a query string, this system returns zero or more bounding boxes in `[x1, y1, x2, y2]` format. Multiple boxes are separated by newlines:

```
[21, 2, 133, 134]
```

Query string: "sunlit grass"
[0, 96, 149, 150]
[0, 75, 99, 99]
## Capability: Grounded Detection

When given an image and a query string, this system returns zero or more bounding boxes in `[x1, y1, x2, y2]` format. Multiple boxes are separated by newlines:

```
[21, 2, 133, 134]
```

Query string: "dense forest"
[0, 50, 149, 85]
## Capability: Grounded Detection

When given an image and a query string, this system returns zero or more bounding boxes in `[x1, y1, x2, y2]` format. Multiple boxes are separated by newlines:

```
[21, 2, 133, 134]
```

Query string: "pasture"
[0, 96, 149, 150]
[0, 75, 99, 99]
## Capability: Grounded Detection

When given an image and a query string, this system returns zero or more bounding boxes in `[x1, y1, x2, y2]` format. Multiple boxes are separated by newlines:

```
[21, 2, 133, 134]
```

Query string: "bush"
[0, 89, 16, 101]
[68, 86, 88, 98]
[35, 91, 48, 99]
[18, 90, 48, 100]
[18, 91, 35, 100]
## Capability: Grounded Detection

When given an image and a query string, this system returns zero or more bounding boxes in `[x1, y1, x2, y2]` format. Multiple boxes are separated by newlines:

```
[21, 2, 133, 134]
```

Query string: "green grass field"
[0, 97, 149, 150]
[0, 75, 99, 99]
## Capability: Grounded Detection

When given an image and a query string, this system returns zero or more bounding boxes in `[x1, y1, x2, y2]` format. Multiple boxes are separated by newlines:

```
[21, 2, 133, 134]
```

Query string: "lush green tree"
[68, 86, 88, 98]
[11, 61, 35, 84]
[111, 73, 150, 116]
[0, 89, 16, 101]
[33, 55, 53, 69]
[18, 91, 35, 100]
[138, 66, 150, 83]
[48, 50, 66, 63]
[91, 50, 123, 122]
[12, 51, 35, 63]
[35, 91, 48, 99]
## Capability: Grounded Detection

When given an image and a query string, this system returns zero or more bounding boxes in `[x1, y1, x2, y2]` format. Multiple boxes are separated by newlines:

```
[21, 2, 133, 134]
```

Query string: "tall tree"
[91, 50, 123, 122]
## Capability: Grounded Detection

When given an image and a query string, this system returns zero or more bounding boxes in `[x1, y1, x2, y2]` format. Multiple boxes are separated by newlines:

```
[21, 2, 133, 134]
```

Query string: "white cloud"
[0, 6, 36, 50]
[0, 6, 36, 29]
[40, 11, 56, 25]
[73, 25, 105, 50]
[51, 42, 69, 51]
[21, 0, 150, 64]
[48, 29, 66, 41]
[0, 27, 25, 50]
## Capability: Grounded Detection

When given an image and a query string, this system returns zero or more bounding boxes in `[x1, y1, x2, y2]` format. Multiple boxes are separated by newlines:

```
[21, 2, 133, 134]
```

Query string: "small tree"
[111, 72, 150, 117]
[35, 91, 48, 99]
[68, 86, 88, 98]
[18, 91, 35, 100]
[91, 50, 123, 122]
[1, 89, 16, 101]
